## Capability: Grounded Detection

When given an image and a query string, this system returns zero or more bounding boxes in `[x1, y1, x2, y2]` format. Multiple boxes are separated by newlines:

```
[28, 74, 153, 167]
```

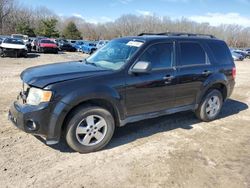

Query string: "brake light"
[232, 67, 236, 79]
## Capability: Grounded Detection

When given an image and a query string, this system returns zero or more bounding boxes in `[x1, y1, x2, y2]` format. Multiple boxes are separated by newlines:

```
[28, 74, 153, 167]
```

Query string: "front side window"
[138, 43, 174, 69]
[179, 42, 206, 66]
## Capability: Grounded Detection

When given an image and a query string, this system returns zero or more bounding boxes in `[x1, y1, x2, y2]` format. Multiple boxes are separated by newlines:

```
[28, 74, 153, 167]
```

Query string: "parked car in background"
[11, 34, 32, 52]
[245, 48, 250, 58]
[11, 34, 29, 43]
[9, 32, 236, 153]
[0, 37, 27, 57]
[81, 41, 97, 54]
[0, 37, 3, 44]
[73, 40, 85, 52]
[233, 49, 248, 59]
[231, 51, 244, 61]
[37, 39, 58, 54]
[57, 39, 76, 52]
[96, 40, 109, 49]
[32, 37, 45, 51]
[68, 40, 77, 45]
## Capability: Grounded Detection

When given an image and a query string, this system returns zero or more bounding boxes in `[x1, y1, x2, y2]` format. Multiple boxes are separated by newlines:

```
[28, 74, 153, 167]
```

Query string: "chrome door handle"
[163, 75, 174, 80]
[202, 70, 212, 75]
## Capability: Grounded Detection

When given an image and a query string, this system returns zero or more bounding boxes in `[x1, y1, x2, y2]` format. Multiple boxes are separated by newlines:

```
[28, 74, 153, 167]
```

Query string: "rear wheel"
[195, 89, 223, 122]
[65, 106, 115, 153]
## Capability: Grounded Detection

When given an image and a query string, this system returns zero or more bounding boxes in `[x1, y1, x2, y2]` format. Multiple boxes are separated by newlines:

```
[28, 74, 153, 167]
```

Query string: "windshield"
[4, 38, 24, 45]
[86, 39, 144, 70]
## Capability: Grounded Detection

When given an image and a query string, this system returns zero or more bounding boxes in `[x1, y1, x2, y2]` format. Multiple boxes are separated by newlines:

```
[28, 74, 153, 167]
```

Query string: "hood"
[1, 43, 26, 49]
[21, 61, 111, 88]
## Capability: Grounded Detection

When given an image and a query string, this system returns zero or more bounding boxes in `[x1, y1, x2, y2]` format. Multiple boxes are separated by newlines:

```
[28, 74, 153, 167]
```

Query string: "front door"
[125, 42, 177, 116]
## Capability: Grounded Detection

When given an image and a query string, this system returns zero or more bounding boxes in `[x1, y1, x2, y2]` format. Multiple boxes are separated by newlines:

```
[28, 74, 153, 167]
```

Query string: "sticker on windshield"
[126, 41, 143, 47]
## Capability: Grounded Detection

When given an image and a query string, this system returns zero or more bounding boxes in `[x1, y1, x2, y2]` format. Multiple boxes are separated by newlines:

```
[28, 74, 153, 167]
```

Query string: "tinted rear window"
[179, 42, 206, 66]
[207, 41, 232, 64]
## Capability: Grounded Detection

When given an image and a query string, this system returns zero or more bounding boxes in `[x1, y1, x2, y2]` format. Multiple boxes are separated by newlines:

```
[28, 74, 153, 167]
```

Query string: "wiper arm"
[84, 59, 98, 67]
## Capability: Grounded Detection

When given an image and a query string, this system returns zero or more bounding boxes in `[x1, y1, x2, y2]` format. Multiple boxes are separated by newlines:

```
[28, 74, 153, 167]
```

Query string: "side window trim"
[131, 41, 176, 71]
[177, 41, 210, 68]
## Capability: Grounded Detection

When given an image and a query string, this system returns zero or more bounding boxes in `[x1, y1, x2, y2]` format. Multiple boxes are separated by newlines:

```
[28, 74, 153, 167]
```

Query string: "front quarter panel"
[47, 71, 126, 126]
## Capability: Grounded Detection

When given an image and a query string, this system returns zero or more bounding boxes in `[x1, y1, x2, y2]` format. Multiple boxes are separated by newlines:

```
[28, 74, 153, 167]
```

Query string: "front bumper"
[40, 47, 58, 53]
[8, 99, 70, 145]
[9, 101, 51, 135]
[1, 48, 27, 57]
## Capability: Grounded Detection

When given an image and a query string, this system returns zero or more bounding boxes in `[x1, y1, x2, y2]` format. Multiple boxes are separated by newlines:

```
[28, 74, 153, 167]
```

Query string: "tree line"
[1, 0, 250, 47]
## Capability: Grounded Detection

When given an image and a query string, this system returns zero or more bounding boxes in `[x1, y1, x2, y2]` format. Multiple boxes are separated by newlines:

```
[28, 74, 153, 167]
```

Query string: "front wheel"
[195, 89, 223, 122]
[65, 106, 115, 153]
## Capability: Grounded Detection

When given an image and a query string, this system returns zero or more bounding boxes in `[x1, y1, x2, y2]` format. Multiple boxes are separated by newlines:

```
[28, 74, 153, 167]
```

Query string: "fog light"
[26, 120, 38, 131]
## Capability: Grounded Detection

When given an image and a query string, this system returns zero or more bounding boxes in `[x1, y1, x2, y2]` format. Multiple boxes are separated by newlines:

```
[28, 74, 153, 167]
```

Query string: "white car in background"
[0, 38, 28, 57]
[11, 34, 29, 43]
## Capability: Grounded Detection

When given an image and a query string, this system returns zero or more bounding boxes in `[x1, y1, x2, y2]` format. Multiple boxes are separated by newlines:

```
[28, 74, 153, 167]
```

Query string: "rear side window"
[139, 43, 174, 69]
[207, 41, 232, 64]
[179, 42, 206, 66]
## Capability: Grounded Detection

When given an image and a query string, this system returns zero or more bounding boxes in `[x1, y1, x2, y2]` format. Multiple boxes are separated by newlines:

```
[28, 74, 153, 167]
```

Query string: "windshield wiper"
[83, 59, 98, 67]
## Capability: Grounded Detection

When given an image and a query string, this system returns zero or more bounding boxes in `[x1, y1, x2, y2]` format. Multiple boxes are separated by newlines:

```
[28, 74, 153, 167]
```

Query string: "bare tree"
[0, 0, 13, 34]
[1, 0, 250, 47]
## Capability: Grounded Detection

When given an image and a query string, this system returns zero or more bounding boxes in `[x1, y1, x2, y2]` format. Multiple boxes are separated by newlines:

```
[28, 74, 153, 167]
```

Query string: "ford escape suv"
[9, 32, 236, 153]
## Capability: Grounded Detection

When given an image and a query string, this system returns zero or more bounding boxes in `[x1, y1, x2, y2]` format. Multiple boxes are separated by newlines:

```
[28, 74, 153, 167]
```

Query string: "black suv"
[9, 33, 236, 153]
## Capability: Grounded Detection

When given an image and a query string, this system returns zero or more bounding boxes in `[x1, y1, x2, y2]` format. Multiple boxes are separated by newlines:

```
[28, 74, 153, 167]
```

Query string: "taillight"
[232, 67, 236, 79]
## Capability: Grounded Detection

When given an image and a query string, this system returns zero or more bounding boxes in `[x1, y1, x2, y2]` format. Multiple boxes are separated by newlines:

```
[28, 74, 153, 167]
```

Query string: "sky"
[21, 0, 250, 26]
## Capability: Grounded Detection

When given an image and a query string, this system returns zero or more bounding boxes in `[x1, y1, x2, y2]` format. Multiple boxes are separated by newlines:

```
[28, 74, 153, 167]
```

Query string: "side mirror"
[130, 61, 152, 74]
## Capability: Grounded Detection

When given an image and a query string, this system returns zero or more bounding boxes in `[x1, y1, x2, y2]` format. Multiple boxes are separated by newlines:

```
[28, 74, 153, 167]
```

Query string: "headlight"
[26, 87, 52, 105]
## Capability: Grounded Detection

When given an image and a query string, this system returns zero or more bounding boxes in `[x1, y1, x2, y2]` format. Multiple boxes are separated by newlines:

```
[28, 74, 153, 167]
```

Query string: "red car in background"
[37, 39, 58, 54]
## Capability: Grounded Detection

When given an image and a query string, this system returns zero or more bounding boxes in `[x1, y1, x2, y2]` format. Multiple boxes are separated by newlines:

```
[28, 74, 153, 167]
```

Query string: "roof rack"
[138, 32, 216, 38]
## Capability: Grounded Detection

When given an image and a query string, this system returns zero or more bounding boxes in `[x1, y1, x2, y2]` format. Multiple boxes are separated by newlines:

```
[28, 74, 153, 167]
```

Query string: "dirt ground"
[0, 52, 250, 188]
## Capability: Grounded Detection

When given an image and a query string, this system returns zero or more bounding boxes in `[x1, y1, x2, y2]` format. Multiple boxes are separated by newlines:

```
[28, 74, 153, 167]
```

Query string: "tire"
[195, 89, 223, 122]
[0, 48, 3, 57]
[65, 106, 115, 153]
[23, 51, 28, 58]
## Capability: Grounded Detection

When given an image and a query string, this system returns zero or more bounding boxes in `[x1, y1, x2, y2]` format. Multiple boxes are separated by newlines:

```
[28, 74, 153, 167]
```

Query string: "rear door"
[174, 40, 214, 107]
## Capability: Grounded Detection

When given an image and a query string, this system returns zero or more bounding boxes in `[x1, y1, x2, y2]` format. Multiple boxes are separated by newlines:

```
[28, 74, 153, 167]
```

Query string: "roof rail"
[138, 32, 216, 38]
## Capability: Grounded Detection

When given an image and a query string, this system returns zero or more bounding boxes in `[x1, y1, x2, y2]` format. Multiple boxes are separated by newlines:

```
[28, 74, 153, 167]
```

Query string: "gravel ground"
[0, 52, 250, 188]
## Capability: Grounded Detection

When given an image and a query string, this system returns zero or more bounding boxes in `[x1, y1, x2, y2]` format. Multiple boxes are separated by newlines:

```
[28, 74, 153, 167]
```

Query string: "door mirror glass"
[131, 61, 151, 73]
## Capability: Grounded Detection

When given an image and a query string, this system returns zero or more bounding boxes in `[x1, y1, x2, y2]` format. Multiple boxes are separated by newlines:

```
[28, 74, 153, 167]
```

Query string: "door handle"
[202, 70, 212, 75]
[163, 75, 174, 80]
[163, 75, 174, 84]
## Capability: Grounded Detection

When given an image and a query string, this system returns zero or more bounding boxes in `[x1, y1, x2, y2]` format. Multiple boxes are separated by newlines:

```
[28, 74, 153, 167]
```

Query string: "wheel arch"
[61, 97, 122, 135]
[196, 81, 228, 108]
